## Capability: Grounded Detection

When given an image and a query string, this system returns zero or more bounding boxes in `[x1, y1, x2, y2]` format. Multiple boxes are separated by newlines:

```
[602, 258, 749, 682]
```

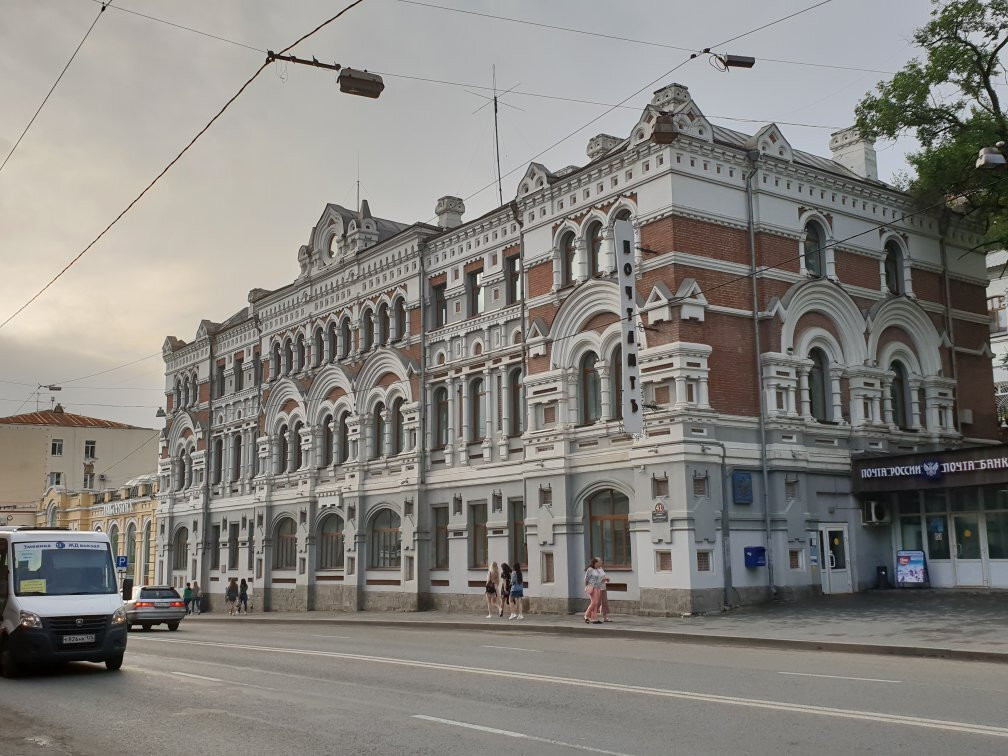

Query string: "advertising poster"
[896, 550, 928, 587]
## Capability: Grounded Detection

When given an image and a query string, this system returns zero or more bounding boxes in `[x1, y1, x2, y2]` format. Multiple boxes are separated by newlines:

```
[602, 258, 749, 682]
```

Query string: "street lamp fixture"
[976, 143, 1006, 169]
[265, 52, 385, 99]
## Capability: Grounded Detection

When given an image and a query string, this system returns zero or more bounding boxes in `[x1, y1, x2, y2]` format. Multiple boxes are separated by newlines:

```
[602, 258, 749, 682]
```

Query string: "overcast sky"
[0, 0, 933, 430]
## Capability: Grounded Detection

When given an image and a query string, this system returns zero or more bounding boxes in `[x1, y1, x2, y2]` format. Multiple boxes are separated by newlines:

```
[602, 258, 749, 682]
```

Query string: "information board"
[895, 550, 928, 587]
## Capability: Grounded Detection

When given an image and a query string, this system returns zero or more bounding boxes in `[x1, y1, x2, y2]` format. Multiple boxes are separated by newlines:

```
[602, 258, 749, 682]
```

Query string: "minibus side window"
[0, 538, 9, 613]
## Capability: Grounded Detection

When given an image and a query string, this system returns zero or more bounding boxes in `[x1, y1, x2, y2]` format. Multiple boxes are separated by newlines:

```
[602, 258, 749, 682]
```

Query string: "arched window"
[295, 335, 306, 372]
[372, 402, 386, 459]
[362, 309, 374, 351]
[434, 387, 449, 449]
[808, 348, 830, 422]
[274, 518, 297, 570]
[321, 414, 333, 467]
[587, 489, 631, 568]
[126, 523, 136, 569]
[283, 340, 294, 376]
[340, 318, 352, 358]
[369, 509, 401, 569]
[182, 378, 191, 408]
[560, 232, 576, 287]
[319, 514, 344, 569]
[392, 398, 406, 455]
[109, 524, 119, 558]
[508, 368, 524, 436]
[336, 410, 349, 464]
[394, 298, 407, 341]
[804, 221, 825, 278]
[614, 208, 632, 223]
[579, 351, 601, 425]
[276, 424, 289, 474]
[142, 521, 152, 583]
[313, 327, 324, 367]
[172, 527, 188, 571]
[48, 506, 58, 528]
[212, 438, 223, 485]
[884, 240, 904, 295]
[470, 377, 485, 442]
[891, 360, 910, 430]
[377, 303, 390, 345]
[587, 222, 603, 277]
[609, 345, 623, 420]
[174, 380, 182, 411]
[231, 434, 242, 481]
[292, 421, 304, 470]
[327, 322, 338, 363]
[272, 343, 282, 380]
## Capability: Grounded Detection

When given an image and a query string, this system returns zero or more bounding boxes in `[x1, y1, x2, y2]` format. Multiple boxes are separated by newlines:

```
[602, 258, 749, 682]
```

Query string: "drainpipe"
[698, 440, 734, 608]
[512, 202, 529, 569]
[745, 152, 777, 596]
[201, 334, 214, 596]
[937, 213, 961, 433]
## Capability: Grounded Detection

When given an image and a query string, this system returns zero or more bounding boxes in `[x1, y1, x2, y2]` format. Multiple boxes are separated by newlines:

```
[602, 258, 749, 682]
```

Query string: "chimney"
[587, 134, 621, 161]
[435, 196, 464, 229]
[53, 403, 64, 414]
[829, 126, 878, 181]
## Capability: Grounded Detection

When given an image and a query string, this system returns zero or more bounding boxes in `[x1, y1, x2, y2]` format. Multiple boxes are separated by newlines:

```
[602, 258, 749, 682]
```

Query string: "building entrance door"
[818, 524, 853, 594]
[952, 513, 986, 586]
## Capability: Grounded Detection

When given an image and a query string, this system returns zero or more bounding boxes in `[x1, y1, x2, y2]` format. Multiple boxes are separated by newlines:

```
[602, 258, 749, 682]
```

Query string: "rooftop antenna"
[356, 152, 360, 215]
[469, 67, 524, 207]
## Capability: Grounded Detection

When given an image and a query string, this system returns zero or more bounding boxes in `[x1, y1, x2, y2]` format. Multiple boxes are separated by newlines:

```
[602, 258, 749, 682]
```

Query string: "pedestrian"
[596, 561, 612, 622]
[498, 562, 511, 618]
[484, 561, 500, 618]
[225, 577, 239, 616]
[508, 561, 524, 620]
[583, 557, 602, 624]
[191, 580, 201, 615]
[182, 582, 193, 615]
[238, 578, 249, 614]
[246, 578, 254, 613]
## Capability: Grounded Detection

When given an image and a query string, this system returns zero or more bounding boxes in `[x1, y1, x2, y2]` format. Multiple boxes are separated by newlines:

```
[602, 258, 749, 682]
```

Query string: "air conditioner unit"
[861, 499, 890, 525]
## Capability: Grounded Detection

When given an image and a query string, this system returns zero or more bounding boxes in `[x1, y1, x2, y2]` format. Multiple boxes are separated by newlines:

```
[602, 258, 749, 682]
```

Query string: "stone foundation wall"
[361, 590, 419, 612]
[312, 583, 360, 611]
[266, 585, 308, 612]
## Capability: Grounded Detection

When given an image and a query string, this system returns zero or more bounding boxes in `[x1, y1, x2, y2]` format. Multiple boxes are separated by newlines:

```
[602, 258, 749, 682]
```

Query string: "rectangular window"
[210, 525, 221, 570]
[656, 551, 672, 572]
[541, 552, 554, 583]
[234, 357, 244, 391]
[900, 516, 924, 551]
[652, 476, 669, 498]
[467, 270, 486, 316]
[247, 527, 255, 571]
[228, 523, 240, 570]
[504, 255, 522, 305]
[83, 472, 95, 489]
[986, 512, 1008, 559]
[433, 282, 447, 327]
[510, 500, 527, 567]
[789, 549, 803, 570]
[216, 364, 226, 397]
[433, 507, 449, 570]
[696, 551, 712, 572]
[988, 295, 1007, 334]
[51, 439, 63, 457]
[692, 477, 708, 498]
[48, 472, 62, 487]
[469, 503, 488, 568]
[84, 440, 96, 459]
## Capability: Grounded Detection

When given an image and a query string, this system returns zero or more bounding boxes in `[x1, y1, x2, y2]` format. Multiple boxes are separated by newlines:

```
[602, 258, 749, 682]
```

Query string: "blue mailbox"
[744, 546, 766, 568]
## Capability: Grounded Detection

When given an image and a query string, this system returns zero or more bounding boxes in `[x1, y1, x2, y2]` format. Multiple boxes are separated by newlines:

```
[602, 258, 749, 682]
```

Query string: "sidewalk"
[185, 590, 1008, 664]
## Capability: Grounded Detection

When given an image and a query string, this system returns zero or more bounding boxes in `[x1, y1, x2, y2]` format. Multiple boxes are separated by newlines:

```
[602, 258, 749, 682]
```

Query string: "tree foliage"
[855, 0, 1008, 248]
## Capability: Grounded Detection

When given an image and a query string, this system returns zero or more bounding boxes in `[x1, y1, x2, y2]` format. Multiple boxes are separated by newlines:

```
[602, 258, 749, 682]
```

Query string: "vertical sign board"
[613, 219, 644, 436]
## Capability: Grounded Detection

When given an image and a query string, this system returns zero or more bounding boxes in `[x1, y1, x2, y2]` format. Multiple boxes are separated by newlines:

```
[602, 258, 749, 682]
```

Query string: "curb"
[179, 616, 1008, 665]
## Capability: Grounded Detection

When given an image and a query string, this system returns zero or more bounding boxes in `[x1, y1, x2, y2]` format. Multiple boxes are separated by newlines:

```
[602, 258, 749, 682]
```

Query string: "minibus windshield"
[12, 540, 117, 596]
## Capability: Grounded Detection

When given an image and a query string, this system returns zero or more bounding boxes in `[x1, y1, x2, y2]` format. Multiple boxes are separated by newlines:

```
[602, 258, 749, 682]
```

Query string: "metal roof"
[0, 407, 144, 429]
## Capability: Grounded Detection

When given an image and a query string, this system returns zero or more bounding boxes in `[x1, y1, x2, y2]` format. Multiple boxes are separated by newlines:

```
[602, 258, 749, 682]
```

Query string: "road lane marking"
[124, 665, 282, 693]
[132, 638, 1008, 738]
[413, 715, 632, 755]
[171, 671, 225, 682]
[481, 644, 543, 653]
[307, 634, 352, 639]
[779, 671, 901, 684]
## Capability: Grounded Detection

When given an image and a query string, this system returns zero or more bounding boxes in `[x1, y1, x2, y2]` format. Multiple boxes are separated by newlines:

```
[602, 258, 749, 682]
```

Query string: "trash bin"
[876, 565, 890, 589]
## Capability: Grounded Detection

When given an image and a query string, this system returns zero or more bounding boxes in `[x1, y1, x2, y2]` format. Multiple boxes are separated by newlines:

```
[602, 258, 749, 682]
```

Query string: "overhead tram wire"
[0, 0, 369, 333]
[0, 2, 108, 177]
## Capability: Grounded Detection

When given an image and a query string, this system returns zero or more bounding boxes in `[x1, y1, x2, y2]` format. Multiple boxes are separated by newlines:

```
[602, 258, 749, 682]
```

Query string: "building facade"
[0, 405, 159, 509]
[985, 250, 1008, 426]
[157, 84, 999, 614]
[37, 474, 159, 587]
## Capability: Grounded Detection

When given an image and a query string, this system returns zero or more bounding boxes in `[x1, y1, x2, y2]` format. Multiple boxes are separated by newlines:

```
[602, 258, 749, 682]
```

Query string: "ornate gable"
[748, 124, 793, 162]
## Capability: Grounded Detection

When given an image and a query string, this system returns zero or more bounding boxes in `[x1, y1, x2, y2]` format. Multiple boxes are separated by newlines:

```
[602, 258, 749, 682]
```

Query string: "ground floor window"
[370, 509, 401, 569]
[587, 488, 631, 568]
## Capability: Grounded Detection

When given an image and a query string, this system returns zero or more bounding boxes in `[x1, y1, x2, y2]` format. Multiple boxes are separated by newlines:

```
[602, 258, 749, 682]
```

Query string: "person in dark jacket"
[509, 562, 524, 620]
[498, 563, 511, 618]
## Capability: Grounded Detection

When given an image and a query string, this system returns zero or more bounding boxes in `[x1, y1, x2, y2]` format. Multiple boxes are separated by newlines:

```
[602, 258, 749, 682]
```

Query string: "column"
[881, 378, 895, 427]
[602, 226, 616, 274]
[674, 376, 687, 409]
[575, 239, 589, 282]
[870, 394, 881, 425]
[829, 371, 844, 423]
[287, 427, 297, 471]
[446, 378, 456, 466]
[460, 379, 470, 465]
[552, 252, 562, 291]
[500, 368, 511, 438]
[598, 360, 611, 421]
[424, 386, 433, 455]
[909, 381, 923, 430]
[786, 383, 798, 416]
[483, 367, 493, 451]
[381, 407, 391, 458]
[797, 368, 811, 419]
[698, 376, 710, 409]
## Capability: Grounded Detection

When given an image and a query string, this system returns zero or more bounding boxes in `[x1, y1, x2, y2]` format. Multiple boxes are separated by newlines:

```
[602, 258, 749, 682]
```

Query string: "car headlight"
[111, 606, 127, 625]
[19, 610, 43, 629]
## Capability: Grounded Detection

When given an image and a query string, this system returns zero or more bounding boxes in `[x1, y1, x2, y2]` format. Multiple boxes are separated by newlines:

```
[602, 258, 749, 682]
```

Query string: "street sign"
[115, 555, 128, 570]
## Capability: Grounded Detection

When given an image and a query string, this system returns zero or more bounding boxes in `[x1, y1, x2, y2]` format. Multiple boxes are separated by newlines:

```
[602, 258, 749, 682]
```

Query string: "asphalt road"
[2, 621, 1007, 755]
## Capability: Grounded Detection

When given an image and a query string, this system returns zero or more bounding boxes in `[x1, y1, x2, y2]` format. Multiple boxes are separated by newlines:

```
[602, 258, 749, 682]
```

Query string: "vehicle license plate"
[62, 634, 95, 644]
[155, 601, 168, 608]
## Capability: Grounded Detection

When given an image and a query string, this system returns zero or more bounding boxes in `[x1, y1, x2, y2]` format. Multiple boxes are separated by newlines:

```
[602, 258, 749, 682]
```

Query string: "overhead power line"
[0, 2, 107, 177]
[0, 0, 369, 333]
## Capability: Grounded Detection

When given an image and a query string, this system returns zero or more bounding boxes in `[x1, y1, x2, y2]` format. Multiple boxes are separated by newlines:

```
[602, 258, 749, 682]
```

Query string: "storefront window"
[953, 515, 981, 559]
[950, 487, 980, 512]
[923, 491, 947, 514]
[900, 516, 924, 551]
[897, 491, 920, 516]
[982, 484, 1008, 511]
[926, 514, 951, 560]
[986, 512, 1008, 559]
